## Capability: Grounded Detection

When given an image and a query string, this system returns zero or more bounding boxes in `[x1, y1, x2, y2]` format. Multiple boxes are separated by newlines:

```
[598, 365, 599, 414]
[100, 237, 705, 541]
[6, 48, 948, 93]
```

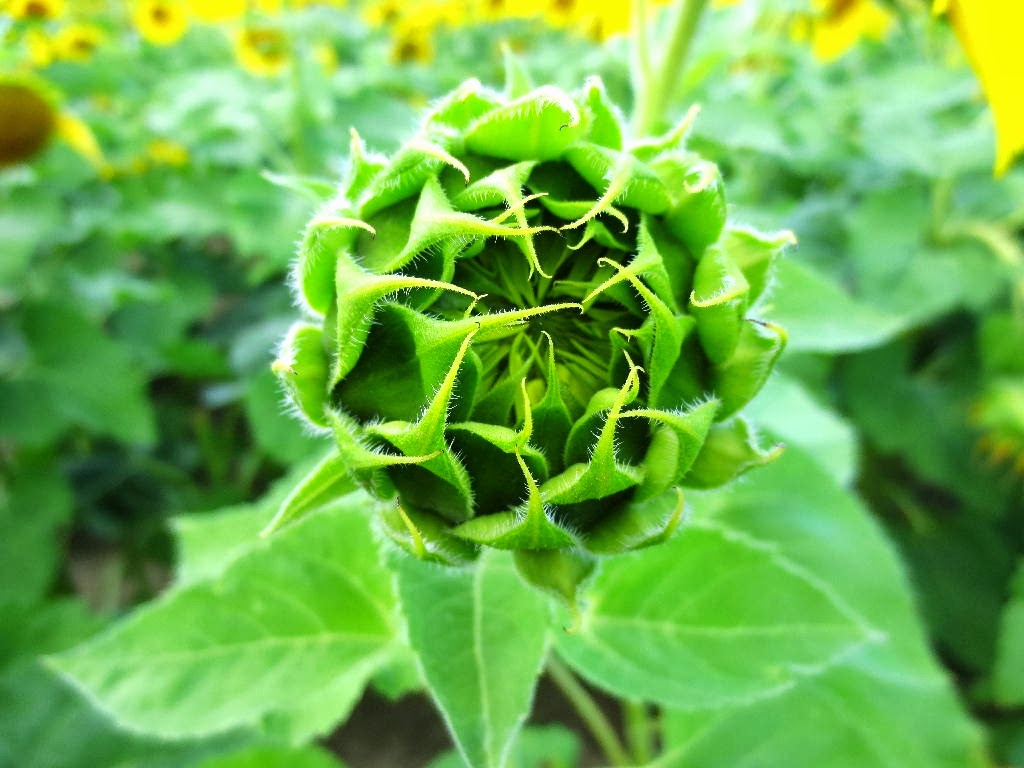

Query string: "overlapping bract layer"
[270, 77, 792, 564]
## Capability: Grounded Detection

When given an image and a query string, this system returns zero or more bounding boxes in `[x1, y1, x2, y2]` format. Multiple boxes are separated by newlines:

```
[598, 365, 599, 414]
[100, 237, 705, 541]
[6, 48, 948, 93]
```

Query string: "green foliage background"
[2, 2, 1023, 767]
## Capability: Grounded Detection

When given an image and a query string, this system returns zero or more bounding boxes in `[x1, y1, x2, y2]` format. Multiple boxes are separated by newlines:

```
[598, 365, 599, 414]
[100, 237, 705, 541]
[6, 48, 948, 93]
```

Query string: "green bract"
[268, 77, 791, 575]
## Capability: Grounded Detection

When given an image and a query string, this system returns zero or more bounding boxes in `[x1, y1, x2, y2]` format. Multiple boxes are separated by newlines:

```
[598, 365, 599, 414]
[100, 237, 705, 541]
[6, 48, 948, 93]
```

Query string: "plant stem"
[623, 699, 656, 763]
[546, 655, 632, 767]
[633, 0, 712, 137]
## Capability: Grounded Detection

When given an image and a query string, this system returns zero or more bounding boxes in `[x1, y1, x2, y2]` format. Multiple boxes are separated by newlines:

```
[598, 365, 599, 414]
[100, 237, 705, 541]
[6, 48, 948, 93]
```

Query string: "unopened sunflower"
[267, 78, 790, 598]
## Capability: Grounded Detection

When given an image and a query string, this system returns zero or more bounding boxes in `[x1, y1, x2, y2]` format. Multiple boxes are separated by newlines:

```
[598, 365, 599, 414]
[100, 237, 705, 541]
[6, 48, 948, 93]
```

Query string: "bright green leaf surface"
[0, 302, 156, 446]
[396, 551, 550, 768]
[0, 660, 248, 768]
[426, 724, 580, 768]
[556, 488, 876, 709]
[0, 461, 72, 605]
[655, 448, 987, 768]
[49, 497, 398, 739]
[196, 743, 346, 768]
[995, 561, 1024, 706]
[768, 258, 905, 353]
[744, 374, 857, 486]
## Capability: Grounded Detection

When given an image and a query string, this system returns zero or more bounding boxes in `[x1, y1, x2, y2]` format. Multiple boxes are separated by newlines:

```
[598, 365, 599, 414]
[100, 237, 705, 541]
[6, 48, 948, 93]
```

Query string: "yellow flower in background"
[807, 0, 892, 62]
[8, 0, 64, 20]
[935, 0, 1024, 176]
[362, 0, 403, 27]
[312, 42, 338, 73]
[253, 0, 283, 12]
[52, 24, 104, 62]
[0, 76, 57, 166]
[390, 18, 433, 63]
[234, 26, 290, 76]
[146, 137, 189, 166]
[133, 0, 189, 46]
[188, 0, 244, 23]
[23, 28, 55, 67]
[55, 111, 110, 175]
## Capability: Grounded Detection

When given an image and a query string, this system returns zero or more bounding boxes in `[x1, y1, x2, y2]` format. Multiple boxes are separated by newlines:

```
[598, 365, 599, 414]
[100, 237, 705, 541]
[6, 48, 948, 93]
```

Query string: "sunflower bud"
[267, 78, 790, 574]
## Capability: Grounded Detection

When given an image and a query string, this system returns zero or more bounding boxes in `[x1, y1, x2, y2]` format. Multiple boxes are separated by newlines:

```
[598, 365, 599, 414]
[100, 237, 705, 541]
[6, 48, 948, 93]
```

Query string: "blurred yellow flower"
[55, 111, 110, 175]
[312, 42, 338, 73]
[146, 137, 189, 166]
[362, 0, 403, 27]
[234, 26, 290, 76]
[133, 0, 189, 46]
[8, 0, 64, 20]
[188, 0, 244, 23]
[52, 24, 104, 62]
[0, 76, 57, 166]
[390, 19, 434, 63]
[807, 0, 892, 62]
[935, 0, 1024, 176]
[23, 28, 55, 67]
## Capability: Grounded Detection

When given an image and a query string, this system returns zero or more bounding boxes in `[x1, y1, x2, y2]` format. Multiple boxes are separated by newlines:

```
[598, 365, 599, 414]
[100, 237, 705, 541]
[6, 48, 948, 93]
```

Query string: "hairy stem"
[547, 654, 632, 766]
[624, 699, 657, 763]
[633, 0, 712, 137]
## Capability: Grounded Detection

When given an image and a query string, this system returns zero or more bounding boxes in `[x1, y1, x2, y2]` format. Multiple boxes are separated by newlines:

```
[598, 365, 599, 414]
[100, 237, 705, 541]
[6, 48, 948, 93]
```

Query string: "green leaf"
[768, 258, 905, 353]
[743, 374, 857, 486]
[0, 460, 72, 605]
[196, 743, 346, 768]
[244, 368, 323, 466]
[655, 448, 987, 768]
[0, 302, 156, 446]
[427, 724, 580, 768]
[395, 550, 550, 768]
[556, 495, 875, 708]
[995, 560, 1024, 705]
[0, 660, 247, 768]
[49, 496, 398, 739]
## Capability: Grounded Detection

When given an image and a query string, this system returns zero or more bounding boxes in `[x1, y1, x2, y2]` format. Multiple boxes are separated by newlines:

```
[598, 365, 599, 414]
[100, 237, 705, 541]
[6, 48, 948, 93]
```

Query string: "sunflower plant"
[15, 1, 1021, 767]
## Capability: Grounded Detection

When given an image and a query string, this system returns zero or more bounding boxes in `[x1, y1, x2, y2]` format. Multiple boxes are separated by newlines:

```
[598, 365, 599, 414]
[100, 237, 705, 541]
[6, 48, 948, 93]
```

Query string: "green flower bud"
[266, 77, 791, 575]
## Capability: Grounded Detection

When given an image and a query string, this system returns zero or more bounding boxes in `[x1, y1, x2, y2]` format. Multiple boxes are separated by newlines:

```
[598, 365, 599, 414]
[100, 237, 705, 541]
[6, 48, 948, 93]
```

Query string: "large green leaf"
[556, 488, 876, 708]
[656, 448, 987, 767]
[743, 373, 857, 486]
[0, 460, 72, 605]
[426, 724, 580, 768]
[0, 660, 247, 768]
[768, 258, 905, 353]
[49, 495, 398, 739]
[196, 743, 346, 768]
[395, 551, 550, 768]
[995, 560, 1024, 706]
[0, 600, 243, 768]
[0, 301, 156, 446]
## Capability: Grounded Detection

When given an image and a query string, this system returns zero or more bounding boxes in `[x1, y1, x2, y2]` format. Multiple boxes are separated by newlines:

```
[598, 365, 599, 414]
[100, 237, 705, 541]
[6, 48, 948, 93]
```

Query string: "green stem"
[633, 0, 712, 137]
[546, 655, 632, 767]
[623, 699, 656, 763]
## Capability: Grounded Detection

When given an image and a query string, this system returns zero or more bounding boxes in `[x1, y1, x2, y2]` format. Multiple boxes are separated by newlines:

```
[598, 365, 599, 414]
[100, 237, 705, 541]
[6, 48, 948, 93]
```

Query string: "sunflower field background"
[2, 1, 1023, 767]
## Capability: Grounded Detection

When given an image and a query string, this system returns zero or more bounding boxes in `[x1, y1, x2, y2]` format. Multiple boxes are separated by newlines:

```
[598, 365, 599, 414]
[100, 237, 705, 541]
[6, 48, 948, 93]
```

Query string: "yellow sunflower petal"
[55, 111, 110, 175]
[938, 0, 1024, 176]
[811, 0, 893, 62]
